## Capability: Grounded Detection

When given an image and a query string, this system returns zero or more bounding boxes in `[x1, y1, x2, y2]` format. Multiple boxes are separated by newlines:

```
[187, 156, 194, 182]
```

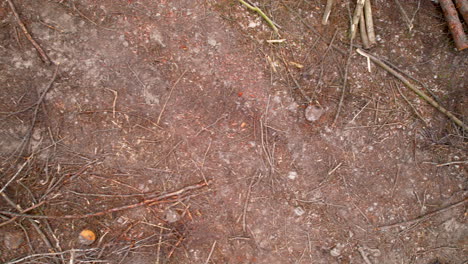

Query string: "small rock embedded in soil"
[208, 37, 218, 47]
[330, 243, 345, 257]
[3, 231, 24, 250]
[294, 207, 305, 216]
[305, 105, 325, 122]
[287, 171, 298, 180]
[165, 208, 181, 223]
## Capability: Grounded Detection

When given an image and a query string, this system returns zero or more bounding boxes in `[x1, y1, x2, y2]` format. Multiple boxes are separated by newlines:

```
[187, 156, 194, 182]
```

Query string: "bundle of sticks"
[322, 0, 376, 49]
[350, 0, 376, 49]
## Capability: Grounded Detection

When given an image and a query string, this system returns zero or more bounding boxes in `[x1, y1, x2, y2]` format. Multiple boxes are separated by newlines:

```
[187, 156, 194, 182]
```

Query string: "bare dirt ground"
[0, 0, 467, 263]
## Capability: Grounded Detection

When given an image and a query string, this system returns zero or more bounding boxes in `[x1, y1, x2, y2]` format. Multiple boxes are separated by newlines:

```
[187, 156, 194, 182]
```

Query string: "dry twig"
[0, 180, 210, 221]
[238, 0, 279, 34]
[378, 197, 468, 230]
[157, 70, 187, 125]
[350, 0, 366, 40]
[6, 0, 52, 64]
[241, 174, 259, 232]
[394, 0, 414, 32]
[393, 81, 427, 125]
[205, 241, 217, 264]
[332, 36, 354, 125]
[357, 48, 468, 131]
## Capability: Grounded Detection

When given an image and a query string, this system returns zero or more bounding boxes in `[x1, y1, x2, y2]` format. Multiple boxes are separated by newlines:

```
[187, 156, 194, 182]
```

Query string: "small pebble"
[305, 105, 325, 122]
[4, 231, 24, 250]
[330, 243, 344, 257]
[165, 208, 181, 223]
[287, 171, 298, 180]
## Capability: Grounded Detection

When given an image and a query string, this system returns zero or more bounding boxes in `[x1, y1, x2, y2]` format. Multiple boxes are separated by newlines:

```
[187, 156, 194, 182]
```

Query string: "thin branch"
[6, 0, 52, 64]
[394, 0, 414, 32]
[393, 81, 427, 125]
[332, 35, 353, 125]
[0, 180, 210, 220]
[356, 48, 468, 131]
[378, 197, 468, 230]
[204, 241, 217, 264]
[157, 70, 187, 125]
[239, 0, 279, 34]
[0, 158, 30, 193]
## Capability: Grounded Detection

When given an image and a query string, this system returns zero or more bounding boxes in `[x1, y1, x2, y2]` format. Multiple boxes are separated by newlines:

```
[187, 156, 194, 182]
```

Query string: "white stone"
[287, 171, 298, 180]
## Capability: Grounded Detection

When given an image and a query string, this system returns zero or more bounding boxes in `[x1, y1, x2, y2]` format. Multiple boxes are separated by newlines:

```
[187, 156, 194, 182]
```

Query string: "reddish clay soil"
[0, 0, 467, 263]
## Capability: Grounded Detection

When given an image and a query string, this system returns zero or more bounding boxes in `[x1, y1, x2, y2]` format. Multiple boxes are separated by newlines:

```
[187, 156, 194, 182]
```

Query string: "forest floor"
[0, 0, 467, 263]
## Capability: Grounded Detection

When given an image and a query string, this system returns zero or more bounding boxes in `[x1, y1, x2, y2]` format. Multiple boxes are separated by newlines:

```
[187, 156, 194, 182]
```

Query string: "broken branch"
[364, 0, 376, 44]
[378, 197, 468, 230]
[357, 48, 468, 131]
[6, 0, 52, 64]
[239, 0, 279, 34]
[0, 180, 210, 221]
[350, 0, 366, 40]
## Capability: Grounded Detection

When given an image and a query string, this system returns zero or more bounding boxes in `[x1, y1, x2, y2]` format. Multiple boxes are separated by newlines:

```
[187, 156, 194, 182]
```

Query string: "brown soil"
[0, 0, 467, 263]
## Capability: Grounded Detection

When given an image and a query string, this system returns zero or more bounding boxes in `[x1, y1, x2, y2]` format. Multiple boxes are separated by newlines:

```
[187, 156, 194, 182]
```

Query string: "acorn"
[78, 229, 96, 245]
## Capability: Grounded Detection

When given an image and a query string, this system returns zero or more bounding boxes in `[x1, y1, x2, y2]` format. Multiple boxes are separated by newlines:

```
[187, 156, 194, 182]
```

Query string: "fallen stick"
[439, 0, 468, 50]
[6, 0, 52, 64]
[0, 180, 210, 220]
[157, 70, 187, 125]
[359, 12, 370, 49]
[377, 197, 468, 230]
[357, 48, 468, 131]
[322, 0, 334, 25]
[350, 0, 366, 40]
[0, 197, 45, 227]
[239, 0, 279, 34]
[393, 81, 427, 125]
[332, 37, 354, 125]
[364, 0, 376, 45]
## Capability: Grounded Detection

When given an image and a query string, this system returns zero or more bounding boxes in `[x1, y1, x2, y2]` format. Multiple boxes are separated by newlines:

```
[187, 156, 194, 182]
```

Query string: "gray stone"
[305, 105, 325, 122]
[165, 209, 181, 223]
